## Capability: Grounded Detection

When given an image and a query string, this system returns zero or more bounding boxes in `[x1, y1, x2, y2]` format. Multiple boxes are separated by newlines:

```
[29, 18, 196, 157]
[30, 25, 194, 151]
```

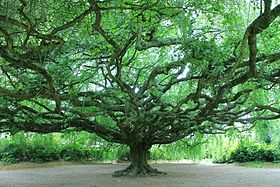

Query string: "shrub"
[60, 146, 91, 161]
[212, 155, 231, 164]
[229, 143, 280, 163]
[24, 135, 61, 163]
[91, 149, 104, 160]
[25, 144, 60, 163]
[0, 133, 28, 164]
[150, 148, 164, 160]
[115, 146, 130, 161]
[272, 149, 280, 163]
[0, 143, 24, 164]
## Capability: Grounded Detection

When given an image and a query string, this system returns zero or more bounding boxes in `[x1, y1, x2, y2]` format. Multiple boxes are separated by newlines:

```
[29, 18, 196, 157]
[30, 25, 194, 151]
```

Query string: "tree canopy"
[0, 0, 279, 177]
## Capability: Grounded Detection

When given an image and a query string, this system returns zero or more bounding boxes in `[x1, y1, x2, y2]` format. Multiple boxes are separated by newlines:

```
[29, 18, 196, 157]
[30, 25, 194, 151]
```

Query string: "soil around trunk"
[112, 162, 166, 177]
[113, 144, 166, 177]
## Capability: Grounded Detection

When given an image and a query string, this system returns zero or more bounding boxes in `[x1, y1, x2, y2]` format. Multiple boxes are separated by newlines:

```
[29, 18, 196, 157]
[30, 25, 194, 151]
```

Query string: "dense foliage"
[1, 128, 279, 165]
[0, 132, 120, 164]
[0, 0, 279, 176]
[229, 143, 280, 163]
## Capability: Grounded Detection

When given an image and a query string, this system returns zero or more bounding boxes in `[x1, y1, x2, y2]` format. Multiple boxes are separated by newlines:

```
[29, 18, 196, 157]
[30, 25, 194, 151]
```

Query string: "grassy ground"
[234, 162, 280, 169]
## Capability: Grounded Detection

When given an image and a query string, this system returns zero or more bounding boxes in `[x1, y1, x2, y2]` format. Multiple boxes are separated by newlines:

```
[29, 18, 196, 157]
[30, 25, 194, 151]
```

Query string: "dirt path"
[0, 163, 279, 187]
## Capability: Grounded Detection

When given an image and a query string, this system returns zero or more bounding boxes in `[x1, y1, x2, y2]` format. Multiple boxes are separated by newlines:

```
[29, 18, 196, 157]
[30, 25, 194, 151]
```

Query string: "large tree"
[0, 0, 279, 177]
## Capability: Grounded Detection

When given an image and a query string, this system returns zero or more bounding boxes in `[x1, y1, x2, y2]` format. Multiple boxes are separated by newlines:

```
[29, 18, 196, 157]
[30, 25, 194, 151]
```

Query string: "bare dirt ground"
[0, 162, 279, 187]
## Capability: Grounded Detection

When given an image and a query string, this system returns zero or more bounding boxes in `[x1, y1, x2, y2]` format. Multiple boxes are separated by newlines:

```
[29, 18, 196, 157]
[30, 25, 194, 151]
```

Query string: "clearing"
[0, 162, 279, 187]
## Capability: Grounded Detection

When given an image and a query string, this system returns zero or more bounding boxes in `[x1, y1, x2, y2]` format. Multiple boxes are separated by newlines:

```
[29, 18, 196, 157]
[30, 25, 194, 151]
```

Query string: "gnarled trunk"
[112, 143, 166, 177]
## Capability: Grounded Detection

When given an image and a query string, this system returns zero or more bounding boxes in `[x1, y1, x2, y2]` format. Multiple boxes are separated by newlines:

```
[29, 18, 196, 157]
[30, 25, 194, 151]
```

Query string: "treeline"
[0, 131, 279, 165]
[0, 132, 128, 164]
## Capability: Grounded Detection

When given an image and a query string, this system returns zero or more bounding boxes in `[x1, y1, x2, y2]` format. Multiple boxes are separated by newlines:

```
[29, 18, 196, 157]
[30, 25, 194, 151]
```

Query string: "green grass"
[235, 162, 280, 169]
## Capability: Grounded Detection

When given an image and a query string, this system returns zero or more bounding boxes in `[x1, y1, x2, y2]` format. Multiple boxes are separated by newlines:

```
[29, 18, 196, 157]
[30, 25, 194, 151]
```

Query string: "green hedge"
[60, 146, 92, 161]
[0, 143, 107, 164]
[218, 143, 280, 163]
[231, 144, 279, 163]
[25, 144, 60, 163]
[0, 143, 25, 164]
[0, 133, 106, 164]
[1, 133, 279, 165]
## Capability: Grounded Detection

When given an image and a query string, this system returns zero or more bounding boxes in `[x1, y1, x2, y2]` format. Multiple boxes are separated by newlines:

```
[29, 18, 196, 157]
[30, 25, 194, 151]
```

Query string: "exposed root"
[112, 164, 166, 177]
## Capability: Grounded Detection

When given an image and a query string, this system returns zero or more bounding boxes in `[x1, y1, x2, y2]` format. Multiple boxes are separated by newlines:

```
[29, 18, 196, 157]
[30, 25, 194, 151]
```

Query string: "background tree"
[0, 0, 279, 177]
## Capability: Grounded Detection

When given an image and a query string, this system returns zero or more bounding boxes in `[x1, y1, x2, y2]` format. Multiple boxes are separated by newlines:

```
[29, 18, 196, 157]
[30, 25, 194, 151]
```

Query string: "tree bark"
[112, 143, 166, 177]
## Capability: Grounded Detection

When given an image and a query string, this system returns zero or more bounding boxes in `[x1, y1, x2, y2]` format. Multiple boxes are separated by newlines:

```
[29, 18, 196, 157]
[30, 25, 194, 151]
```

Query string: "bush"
[0, 133, 62, 164]
[91, 149, 104, 160]
[229, 143, 280, 163]
[0, 143, 25, 164]
[0, 133, 28, 164]
[60, 146, 91, 161]
[25, 144, 60, 163]
[25, 135, 61, 163]
[212, 155, 231, 164]
[115, 146, 130, 161]
[150, 148, 165, 160]
[272, 149, 280, 163]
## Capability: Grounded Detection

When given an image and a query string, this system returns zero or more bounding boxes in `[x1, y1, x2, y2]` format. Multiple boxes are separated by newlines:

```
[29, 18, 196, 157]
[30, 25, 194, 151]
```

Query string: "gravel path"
[0, 163, 279, 187]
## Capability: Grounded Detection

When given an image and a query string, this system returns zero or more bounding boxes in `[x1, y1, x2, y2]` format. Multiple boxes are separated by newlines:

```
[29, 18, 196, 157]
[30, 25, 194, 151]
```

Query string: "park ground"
[0, 161, 279, 187]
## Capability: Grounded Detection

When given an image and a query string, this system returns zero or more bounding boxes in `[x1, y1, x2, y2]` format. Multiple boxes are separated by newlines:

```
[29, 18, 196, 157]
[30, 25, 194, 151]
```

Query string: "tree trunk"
[112, 143, 166, 177]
